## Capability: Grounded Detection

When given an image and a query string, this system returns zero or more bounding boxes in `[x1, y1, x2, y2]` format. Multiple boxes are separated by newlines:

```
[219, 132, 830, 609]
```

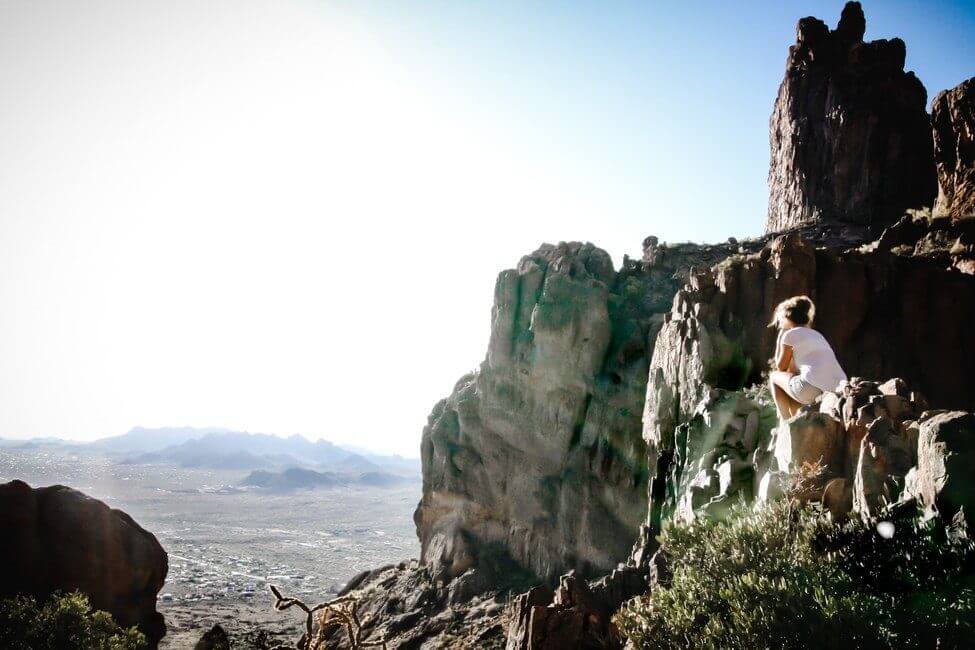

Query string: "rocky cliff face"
[0, 480, 169, 647]
[766, 2, 937, 233]
[414, 239, 750, 585]
[933, 77, 975, 219]
[642, 224, 975, 532]
[334, 220, 975, 649]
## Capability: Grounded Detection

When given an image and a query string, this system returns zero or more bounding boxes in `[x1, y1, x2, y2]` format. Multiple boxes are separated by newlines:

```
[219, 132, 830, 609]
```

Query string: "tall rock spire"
[766, 1, 937, 233]
[932, 76, 975, 219]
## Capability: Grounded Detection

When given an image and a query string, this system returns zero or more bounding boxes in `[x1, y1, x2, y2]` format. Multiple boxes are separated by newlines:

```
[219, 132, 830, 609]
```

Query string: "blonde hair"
[770, 295, 815, 328]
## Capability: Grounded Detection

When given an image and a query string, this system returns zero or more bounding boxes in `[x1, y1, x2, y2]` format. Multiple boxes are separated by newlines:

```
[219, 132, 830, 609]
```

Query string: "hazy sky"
[1, 1, 973, 456]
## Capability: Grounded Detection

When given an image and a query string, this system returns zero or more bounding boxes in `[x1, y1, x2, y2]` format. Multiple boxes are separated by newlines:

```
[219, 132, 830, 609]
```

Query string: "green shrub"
[614, 500, 975, 649]
[0, 591, 146, 650]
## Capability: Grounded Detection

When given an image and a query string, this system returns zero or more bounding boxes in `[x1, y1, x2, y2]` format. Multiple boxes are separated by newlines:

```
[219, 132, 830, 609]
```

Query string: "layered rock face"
[414, 239, 748, 584]
[0, 480, 168, 647]
[643, 227, 975, 530]
[933, 77, 975, 219]
[766, 2, 937, 233]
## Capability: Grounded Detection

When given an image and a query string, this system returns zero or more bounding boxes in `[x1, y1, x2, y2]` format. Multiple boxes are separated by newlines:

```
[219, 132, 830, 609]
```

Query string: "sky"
[0, 1, 973, 457]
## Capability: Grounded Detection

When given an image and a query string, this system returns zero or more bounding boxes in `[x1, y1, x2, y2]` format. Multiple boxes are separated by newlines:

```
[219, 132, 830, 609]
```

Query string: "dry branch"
[269, 584, 388, 650]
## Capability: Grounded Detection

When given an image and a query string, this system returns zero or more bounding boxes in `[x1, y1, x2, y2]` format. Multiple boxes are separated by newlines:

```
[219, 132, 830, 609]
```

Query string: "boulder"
[912, 411, 975, 528]
[773, 412, 845, 479]
[0, 480, 168, 647]
[933, 77, 975, 219]
[766, 2, 936, 232]
[853, 416, 915, 518]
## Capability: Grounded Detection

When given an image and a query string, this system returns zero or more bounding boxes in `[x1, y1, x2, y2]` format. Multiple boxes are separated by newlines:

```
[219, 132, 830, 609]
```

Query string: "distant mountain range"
[240, 467, 413, 491]
[1, 426, 420, 476]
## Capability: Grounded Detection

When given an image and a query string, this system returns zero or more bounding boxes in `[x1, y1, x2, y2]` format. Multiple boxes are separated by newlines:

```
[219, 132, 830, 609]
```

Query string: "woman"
[768, 296, 847, 420]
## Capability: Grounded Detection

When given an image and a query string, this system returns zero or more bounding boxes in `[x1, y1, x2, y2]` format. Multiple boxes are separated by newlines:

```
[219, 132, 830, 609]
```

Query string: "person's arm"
[775, 343, 794, 372]
[770, 329, 784, 368]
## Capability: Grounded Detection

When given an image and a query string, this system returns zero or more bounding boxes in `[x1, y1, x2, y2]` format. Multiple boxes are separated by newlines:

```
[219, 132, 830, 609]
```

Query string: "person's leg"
[770, 370, 802, 420]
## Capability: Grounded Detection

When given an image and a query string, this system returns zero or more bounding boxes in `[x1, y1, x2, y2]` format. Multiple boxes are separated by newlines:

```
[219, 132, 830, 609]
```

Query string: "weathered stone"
[416, 239, 758, 583]
[822, 478, 854, 517]
[505, 586, 555, 650]
[503, 567, 646, 650]
[766, 2, 936, 232]
[0, 480, 168, 647]
[913, 411, 975, 527]
[774, 413, 845, 479]
[853, 416, 915, 518]
[933, 77, 975, 219]
[326, 563, 507, 649]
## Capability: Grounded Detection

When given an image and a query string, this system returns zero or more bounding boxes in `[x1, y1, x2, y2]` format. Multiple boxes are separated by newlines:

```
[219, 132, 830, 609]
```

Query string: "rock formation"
[766, 2, 937, 233]
[0, 480, 169, 647]
[907, 411, 975, 528]
[643, 224, 975, 528]
[331, 5, 975, 648]
[414, 239, 751, 584]
[933, 77, 975, 219]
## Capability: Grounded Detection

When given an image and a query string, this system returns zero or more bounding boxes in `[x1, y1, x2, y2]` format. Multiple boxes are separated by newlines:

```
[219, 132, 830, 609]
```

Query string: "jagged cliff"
[414, 239, 751, 585]
[766, 2, 937, 233]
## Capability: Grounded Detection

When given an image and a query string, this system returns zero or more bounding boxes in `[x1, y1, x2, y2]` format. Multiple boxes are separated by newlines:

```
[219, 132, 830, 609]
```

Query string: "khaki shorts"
[788, 375, 822, 405]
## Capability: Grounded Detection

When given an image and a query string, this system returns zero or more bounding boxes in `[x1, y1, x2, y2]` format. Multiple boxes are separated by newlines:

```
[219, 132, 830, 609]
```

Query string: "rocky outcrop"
[768, 377, 928, 518]
[933, 77, 975, 219]
[0, 480, 168, 647]
[643, 227, 975, 531]
[322, 561, 508, 649]
[504, 567, 646, 650]
[415, 239, 751, 584]
[766, 2, 936, 233]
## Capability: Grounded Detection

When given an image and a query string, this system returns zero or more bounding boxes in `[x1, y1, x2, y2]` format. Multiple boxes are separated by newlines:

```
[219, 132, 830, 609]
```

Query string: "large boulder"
[766, 2, 936, 233]
[0, 480, 168, 647]
[911, 411, 975, 528]
[933, 77, 975, 219]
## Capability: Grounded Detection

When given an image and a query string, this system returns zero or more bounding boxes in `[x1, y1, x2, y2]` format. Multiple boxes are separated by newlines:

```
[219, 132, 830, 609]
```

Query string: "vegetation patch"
[0, 592, 146, 650]
[615, 500, 975, 649]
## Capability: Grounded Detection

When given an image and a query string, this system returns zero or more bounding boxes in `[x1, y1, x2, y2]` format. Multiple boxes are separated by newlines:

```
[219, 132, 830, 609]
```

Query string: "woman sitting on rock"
[769, 295, 847, 420]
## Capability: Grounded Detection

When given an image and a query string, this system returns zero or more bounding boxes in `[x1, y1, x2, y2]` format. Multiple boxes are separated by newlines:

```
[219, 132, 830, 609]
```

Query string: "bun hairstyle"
[770, 295, 815, 328]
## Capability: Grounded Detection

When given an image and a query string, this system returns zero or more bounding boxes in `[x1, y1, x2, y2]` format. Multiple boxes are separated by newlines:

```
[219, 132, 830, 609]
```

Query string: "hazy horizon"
[2, 1, 973, 457]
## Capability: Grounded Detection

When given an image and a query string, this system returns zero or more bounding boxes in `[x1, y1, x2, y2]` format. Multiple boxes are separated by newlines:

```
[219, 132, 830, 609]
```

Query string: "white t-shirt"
[781, 326, 847, 391]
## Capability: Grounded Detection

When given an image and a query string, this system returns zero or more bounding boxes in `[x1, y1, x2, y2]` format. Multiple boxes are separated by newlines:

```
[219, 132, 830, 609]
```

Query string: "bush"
[0, 591, 146, 650]
[614, 500, 975, 649]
